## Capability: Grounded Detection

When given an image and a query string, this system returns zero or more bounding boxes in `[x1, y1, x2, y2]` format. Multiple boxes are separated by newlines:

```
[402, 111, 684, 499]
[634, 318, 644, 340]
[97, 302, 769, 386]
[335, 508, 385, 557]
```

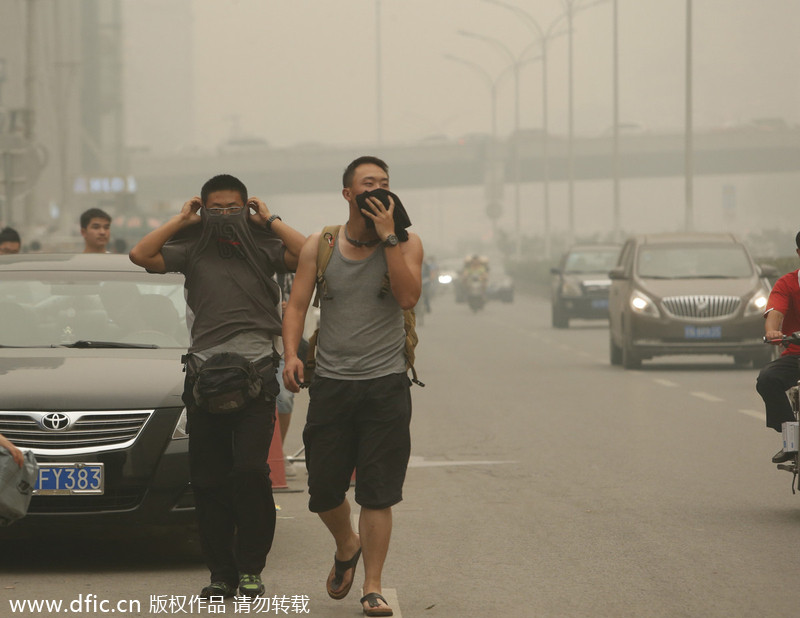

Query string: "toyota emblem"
[42, 413, 70, 431]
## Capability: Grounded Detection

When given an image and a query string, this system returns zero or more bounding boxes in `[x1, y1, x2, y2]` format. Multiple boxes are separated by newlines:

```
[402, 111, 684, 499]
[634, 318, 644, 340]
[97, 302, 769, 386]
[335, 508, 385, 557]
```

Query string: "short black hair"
[342, 156, 389, 188]
[0, 227, 20, 244]
[201, 174, 248, 205]
[796, 231, 800, 250]
[80, 208, 111, 229]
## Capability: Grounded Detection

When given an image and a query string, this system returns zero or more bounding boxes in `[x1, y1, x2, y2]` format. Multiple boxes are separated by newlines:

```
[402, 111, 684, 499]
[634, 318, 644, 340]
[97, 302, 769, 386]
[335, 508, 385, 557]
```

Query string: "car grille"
[661, 295, 741, 320]
[0, 411, 153, 455]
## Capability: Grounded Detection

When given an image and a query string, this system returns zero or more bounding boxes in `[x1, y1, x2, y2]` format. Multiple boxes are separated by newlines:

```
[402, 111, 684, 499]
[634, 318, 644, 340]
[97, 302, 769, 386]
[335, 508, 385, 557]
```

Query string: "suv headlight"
[171, 408, 189, 440]
[630, 290, 659, 318]
[744, 291, 769, 317]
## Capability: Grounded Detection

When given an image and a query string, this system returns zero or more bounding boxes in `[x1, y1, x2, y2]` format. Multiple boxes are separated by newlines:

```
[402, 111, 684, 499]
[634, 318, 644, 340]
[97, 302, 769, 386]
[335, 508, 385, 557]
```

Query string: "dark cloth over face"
[356, 188, 412, 242]
[161, 206, 287, 353]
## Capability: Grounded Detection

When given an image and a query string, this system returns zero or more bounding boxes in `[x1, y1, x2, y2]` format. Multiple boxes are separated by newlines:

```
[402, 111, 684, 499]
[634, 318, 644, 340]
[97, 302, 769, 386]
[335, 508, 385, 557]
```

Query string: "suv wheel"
[610, 334, 622, 366]
[552, 302, 569, 329]
[622, 340, 641, 369]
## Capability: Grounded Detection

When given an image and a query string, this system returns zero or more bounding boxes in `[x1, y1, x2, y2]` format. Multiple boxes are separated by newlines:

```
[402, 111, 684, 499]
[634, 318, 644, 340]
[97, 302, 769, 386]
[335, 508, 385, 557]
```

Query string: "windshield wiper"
[56, 340, 159, 349]
[687, 275, 736, 279]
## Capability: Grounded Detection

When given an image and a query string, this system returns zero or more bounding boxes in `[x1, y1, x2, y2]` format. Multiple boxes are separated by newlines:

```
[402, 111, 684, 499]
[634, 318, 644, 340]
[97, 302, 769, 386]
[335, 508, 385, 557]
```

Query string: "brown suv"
[608, 233, 776, 369]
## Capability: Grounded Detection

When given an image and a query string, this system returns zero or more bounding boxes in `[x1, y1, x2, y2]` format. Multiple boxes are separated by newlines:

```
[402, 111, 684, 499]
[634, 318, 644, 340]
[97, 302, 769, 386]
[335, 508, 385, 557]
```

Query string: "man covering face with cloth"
[129, 174, 305, 600]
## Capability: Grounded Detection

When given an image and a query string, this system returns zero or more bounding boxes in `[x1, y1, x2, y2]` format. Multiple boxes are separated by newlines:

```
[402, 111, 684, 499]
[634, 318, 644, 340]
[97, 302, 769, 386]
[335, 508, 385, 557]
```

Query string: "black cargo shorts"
[303, 373, 412, 512]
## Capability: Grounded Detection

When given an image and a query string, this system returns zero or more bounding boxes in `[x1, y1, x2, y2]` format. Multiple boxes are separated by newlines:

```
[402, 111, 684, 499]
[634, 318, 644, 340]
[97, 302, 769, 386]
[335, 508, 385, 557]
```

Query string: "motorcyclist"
[756, 231, 800, 463]
[461, 254, 488, 284]
[459, 254, 489, 310]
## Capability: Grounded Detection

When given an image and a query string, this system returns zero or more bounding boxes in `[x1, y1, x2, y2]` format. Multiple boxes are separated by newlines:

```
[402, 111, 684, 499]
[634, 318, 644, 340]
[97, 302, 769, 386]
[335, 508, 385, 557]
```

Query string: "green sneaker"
[199, 581, 236, 599]
[238, 574, 265, 598]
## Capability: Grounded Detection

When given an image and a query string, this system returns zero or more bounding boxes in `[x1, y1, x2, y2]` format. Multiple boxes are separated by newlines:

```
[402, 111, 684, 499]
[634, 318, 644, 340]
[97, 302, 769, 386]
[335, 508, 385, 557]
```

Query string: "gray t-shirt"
[316, 239, 405, 380]
[161, 219, 288, 357]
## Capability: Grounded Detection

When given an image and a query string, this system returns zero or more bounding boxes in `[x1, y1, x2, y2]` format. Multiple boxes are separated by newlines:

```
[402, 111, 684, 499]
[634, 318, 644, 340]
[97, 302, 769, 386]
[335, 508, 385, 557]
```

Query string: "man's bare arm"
[282, 234, 320, 392]
[129, 197, 201, 272]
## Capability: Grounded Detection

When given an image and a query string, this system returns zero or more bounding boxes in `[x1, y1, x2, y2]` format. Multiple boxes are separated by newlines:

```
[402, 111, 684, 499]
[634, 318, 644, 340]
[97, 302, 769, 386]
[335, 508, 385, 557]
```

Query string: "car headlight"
[561, 280, 582, 297]
[171, 408, 189, 440]
[438, 274, 453, 284]
[630, 290, 659, 318]
[744, 291, 769, 317]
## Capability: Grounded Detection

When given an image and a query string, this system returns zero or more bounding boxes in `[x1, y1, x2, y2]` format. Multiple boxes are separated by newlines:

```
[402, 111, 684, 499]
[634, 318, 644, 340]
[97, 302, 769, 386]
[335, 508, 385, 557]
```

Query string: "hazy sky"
[114, 0, 800, 254]
[139, 0, 800, 151]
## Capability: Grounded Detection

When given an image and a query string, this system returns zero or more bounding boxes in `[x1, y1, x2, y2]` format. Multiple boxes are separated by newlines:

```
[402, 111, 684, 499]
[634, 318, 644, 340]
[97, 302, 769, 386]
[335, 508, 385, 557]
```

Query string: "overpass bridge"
[128, 128, 800, 204]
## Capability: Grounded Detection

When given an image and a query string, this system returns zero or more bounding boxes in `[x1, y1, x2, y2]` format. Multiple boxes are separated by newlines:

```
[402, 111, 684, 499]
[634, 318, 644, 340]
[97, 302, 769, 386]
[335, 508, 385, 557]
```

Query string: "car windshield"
[636, 245, 754, 279]
[564, 249, 619, 273]
[0, 272, 189, 348]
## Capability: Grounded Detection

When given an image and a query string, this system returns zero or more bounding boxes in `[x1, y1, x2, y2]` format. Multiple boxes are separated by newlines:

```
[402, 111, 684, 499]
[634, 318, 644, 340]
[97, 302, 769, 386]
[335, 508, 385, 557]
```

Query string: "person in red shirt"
[757, 231, 800, 463]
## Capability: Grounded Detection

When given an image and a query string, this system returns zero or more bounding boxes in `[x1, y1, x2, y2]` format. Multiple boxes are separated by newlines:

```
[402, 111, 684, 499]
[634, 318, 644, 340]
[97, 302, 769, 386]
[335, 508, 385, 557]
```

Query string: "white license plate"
[34, 463, 104, 495]
[591, 299, 609, 309]
[684, 325, 722, 339]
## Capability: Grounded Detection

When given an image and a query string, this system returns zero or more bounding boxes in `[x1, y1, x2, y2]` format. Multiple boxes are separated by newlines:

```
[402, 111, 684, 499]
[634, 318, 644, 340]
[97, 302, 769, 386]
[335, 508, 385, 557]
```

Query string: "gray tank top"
[315, 237, 405, 380]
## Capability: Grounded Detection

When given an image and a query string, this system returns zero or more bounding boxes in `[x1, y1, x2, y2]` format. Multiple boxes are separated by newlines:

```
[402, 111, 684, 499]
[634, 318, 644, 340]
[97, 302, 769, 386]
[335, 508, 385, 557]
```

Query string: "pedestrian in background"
[80, 208, 112, 253]
[0, 227, 21, 254]
[129, 174, 305, 600]
[282, 156, 423, 617]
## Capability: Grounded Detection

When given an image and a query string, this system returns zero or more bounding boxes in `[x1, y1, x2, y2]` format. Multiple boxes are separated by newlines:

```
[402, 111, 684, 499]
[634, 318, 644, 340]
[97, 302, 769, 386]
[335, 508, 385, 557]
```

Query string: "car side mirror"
[608, 267, 627, 280]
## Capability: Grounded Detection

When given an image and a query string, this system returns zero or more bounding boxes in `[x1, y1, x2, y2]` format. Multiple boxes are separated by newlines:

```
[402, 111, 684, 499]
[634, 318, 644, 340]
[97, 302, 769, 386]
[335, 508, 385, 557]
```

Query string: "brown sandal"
[360, 592, 393, 617]
[326, 547, 361, 599]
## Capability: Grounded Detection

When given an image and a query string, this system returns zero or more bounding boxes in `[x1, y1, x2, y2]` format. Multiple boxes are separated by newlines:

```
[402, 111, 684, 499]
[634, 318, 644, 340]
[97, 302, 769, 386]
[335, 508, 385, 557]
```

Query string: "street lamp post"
[443, 53, 503, 234]
[458, 30, 524, 257]
[561, 0, 609, 246]
[482, 0, 567, 259]
[612, 0, 621, 240]
[684, 0, 693, 231]
[443, 54, 500, 138]
[375, 0, 383, 145]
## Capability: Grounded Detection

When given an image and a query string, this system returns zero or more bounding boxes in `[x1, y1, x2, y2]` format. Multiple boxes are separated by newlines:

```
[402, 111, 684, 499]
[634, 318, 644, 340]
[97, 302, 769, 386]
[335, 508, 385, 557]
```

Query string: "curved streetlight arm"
[457, 29, 516, 66]
[562, 0, 609, 16]
[443, 53, 495, 91]
[442, 53, 500, 137]
[482, 0, 566, 42]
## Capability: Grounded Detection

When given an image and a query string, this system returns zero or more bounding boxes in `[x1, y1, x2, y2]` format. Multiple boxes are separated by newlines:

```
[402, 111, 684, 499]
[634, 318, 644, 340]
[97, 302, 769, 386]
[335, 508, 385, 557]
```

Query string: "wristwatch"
[383, 233, 399, 247]
[266, 214, 282, 230]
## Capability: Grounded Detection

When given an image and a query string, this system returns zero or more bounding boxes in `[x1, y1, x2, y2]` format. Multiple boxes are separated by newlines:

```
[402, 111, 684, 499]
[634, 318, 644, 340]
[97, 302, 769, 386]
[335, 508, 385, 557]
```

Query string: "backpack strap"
[312, 225, 341, 308]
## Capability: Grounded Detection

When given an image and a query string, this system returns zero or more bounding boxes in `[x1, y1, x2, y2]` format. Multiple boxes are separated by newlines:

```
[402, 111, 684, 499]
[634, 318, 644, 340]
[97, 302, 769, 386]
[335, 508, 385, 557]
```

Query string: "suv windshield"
[637, 245, 754, 279]
[0, 273, 189, 348]
[564, 249, 619, 274]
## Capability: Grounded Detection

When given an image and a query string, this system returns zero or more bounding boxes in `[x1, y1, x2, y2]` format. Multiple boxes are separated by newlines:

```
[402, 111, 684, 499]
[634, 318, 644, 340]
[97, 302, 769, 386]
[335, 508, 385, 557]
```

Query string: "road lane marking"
[738, 409, 763, 421]
[407, 456, 515, 468]
[653, 378, 679, 387]
[691, 392, 725, 403]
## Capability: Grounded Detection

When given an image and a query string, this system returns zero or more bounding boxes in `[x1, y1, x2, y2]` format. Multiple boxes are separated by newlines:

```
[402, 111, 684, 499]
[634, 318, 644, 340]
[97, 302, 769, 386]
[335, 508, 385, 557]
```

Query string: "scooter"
[765, 332, 800, 492]
[465, 273, 487, 312]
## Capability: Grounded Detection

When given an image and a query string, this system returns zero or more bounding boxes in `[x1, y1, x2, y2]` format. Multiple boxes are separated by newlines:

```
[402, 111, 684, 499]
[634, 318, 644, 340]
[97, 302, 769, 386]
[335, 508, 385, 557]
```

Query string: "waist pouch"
[191, 352, 263, 414]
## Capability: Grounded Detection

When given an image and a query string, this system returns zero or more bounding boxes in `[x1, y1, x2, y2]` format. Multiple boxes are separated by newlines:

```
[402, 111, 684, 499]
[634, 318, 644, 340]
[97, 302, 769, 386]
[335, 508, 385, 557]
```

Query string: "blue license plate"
[34, 463, 104, 495]
[591, 299, 609, 309]
[684, 325, 722, 339]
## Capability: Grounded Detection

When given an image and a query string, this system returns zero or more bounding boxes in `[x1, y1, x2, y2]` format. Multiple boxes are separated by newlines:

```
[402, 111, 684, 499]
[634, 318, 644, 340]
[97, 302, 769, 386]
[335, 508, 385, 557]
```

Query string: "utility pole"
[376, 0, 383, 145]
[612, 0, 620, 240]
[23, 0, 36, 226]
[684, 0, 694, 231]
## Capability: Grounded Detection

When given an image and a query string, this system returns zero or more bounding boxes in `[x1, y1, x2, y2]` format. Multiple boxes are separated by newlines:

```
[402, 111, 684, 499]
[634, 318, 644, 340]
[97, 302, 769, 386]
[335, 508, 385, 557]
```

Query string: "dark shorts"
[303, 373, 412, 512]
